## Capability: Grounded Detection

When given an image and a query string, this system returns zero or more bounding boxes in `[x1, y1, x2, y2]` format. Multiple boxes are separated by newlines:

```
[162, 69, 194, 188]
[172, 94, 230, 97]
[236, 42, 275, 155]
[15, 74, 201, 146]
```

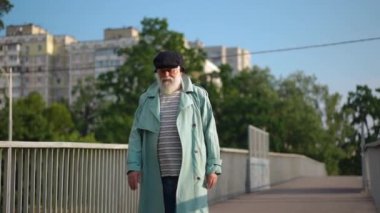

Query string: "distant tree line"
[1, 18, 379, 175]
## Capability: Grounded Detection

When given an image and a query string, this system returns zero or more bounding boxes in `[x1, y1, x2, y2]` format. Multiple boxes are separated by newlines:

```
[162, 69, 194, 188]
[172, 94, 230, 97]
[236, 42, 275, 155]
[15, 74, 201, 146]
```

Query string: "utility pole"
[8, 66, 12, 141]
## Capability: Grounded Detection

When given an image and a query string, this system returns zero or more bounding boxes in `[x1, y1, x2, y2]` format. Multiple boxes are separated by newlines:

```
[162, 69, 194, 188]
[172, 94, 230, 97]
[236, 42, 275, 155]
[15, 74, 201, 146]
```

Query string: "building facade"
[203, 45, 251, 75]
[0, 24, 77, 106]
[0, 24, 139, 106]
[66, 32, 138, 104]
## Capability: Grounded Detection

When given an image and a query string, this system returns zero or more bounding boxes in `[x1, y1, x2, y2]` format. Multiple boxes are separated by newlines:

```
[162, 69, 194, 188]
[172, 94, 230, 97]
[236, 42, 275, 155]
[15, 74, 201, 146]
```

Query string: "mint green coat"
[127, 75, 222, 213]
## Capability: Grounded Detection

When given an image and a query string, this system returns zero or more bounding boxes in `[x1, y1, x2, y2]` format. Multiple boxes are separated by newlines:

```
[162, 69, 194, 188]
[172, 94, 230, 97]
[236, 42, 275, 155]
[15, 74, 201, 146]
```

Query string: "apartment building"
[203, 45, 251, 75]
[0, 24, 139, 106]
[66, 28, 139, 104]
[0, 24, 77, 106]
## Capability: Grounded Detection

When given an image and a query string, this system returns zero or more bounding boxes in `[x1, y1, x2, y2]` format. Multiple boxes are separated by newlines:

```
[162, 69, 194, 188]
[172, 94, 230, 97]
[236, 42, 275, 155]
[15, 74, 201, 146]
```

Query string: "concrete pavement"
[210, 176, 377, 213]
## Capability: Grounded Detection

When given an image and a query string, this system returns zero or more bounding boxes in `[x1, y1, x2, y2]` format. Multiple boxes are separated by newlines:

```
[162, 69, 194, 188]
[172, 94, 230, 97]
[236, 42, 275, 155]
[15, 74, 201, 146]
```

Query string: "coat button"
[192, 123, 196, 127]
[194, 150, 198, 153]
[197, 177, 201, 180]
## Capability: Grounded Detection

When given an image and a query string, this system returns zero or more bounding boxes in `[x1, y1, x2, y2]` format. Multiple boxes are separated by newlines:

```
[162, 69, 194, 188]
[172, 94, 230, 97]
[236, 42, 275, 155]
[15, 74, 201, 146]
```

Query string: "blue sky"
[3, 0, 380, 100]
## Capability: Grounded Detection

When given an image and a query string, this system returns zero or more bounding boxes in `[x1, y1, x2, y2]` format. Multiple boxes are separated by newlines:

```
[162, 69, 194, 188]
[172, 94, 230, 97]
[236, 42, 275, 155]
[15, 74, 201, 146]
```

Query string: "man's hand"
[128, 171, 141, 190]
[206, 173, 218, 189]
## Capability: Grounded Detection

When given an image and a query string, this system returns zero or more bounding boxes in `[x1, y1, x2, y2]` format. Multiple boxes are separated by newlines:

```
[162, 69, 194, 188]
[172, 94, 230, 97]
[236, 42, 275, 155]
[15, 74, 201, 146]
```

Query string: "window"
[9, 55, 18, 61]
[7, 44, 18, 51]
[22, 56, 29, 63]
[38, 56, 45, 64]
[14, 66, 21, 73]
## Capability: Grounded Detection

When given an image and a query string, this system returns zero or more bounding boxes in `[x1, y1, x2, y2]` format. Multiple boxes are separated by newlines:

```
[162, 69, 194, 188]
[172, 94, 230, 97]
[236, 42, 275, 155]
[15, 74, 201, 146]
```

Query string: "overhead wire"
[209, 36, 380, 59]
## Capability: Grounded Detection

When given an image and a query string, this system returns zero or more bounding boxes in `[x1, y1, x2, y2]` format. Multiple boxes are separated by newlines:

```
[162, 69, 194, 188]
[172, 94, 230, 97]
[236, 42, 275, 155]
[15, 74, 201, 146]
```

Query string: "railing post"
[4, 147, 12, 213]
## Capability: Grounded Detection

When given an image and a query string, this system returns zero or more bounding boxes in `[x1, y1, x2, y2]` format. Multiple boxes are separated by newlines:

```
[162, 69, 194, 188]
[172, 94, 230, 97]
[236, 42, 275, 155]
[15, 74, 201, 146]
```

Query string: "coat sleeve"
[198, 89, 222, 175]
[126, 96, 144, 173]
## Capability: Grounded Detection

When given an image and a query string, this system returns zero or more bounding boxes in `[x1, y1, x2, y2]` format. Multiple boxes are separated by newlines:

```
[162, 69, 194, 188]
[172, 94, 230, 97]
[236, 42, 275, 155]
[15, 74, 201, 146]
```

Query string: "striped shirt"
[158, 90, 182, 177]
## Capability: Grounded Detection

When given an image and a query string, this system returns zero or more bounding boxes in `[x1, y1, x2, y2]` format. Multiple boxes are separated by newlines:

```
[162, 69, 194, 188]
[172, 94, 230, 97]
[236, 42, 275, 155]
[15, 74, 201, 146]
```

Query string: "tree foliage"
[45, 103, 74, 139]
[71, 76, 103, 137]
[0, 0, 13, 30]
[200, 68, 354, 174]
[11, 92, 50, 140]
[200, 65, 278, 149]
[340, 85, 380, 174]
[0, 92, 94, 142]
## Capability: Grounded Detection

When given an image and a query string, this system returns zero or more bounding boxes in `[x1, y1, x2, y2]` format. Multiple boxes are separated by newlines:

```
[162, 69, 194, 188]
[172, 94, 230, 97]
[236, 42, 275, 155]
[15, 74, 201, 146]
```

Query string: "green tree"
[45, 102, 74, 140]
[71, 76, 103, 137]
[276, 72, 325, 155]
[344, 85, 380, 142]
[320, 92, 353, 174]
[202, 68, 348, 174]
[0, 0, 13, 30]
[96, 17, 206, 143]
[200, 65, 279, 149]
[0, 92, 51, 141]
[0, 96, 9, 140]
[340, 85, 380, 174]
[276, 72, 350, 174]
[0, 92, 94, 142]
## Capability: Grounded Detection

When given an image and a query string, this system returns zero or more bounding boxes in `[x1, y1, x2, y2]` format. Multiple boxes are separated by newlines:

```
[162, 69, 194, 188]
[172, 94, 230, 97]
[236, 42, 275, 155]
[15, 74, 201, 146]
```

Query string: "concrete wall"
[269, 152, 327, 185]
[364, 140, 380, 212]
[208, 148, 249, 204]
[208, 148, 327, 204]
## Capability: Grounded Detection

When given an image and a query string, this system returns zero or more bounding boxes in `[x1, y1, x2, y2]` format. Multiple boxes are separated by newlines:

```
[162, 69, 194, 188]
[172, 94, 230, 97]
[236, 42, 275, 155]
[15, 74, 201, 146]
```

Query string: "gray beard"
[155, 73, 182, 95]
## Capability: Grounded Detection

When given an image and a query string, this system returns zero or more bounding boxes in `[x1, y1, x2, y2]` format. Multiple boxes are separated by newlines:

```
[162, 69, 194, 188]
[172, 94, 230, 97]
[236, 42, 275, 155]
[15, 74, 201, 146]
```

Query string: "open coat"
[127, 75, 222, 213]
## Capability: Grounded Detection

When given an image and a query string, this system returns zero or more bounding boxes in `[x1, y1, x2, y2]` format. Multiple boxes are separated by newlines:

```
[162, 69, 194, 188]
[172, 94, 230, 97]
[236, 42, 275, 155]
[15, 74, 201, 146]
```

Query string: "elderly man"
[127, 50, 222, 213]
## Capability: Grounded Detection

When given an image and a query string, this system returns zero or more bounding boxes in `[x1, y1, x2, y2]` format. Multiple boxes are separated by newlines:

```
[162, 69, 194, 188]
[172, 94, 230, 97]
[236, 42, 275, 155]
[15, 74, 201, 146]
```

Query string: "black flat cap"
[153, 51, 184, 70]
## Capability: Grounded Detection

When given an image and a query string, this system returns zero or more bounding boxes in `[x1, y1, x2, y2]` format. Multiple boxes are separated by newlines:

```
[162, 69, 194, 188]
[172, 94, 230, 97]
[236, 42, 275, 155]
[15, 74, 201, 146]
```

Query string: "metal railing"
[364, 140, 380, 211]
[0, 141, 139, 213]
[0, 139, 327, 213]
[248, 125, 269, 159]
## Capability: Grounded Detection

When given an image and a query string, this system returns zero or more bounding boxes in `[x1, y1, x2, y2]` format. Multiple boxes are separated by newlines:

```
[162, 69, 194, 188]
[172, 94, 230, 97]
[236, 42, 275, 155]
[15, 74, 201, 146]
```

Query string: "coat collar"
[178, 75, 195, 111]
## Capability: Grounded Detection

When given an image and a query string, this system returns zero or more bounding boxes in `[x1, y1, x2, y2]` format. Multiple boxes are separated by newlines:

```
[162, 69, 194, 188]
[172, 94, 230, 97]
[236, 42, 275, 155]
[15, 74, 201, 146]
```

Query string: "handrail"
[0, 141, 128, 149]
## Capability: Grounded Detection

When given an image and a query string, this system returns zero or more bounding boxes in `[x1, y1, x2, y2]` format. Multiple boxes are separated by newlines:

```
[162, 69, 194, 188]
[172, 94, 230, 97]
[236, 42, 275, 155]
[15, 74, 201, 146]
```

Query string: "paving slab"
[210, 176, 377, 213]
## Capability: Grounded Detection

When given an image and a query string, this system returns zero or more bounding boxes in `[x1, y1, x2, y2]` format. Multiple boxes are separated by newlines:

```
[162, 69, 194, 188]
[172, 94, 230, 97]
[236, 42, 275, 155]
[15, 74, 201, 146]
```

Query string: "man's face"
[155, 66, 182, 95]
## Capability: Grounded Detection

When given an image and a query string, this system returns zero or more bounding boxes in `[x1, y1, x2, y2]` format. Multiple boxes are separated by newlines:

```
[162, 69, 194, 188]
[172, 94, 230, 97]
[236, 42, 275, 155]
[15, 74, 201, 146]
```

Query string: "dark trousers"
[161, 176, 179, 213]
